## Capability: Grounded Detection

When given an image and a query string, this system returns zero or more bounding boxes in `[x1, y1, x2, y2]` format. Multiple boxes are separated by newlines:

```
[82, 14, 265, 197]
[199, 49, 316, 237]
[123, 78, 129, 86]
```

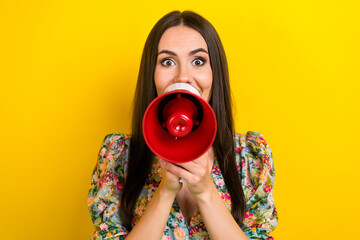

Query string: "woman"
[88, 10, 278, 240]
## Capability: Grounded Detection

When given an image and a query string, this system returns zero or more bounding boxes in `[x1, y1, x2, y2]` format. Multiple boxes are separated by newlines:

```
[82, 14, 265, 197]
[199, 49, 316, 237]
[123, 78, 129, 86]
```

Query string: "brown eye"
[192, 58, 205, 66]
[161, 59, 175, 67]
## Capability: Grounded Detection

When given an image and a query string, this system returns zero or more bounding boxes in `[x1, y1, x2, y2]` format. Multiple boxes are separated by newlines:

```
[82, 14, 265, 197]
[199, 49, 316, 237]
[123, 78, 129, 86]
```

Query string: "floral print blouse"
[87, 131, 278, 240]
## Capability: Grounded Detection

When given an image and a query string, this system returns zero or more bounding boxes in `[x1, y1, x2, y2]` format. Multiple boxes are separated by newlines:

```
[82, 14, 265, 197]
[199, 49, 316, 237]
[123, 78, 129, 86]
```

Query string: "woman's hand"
[160, 152, 215, 199]
[158, 158, 183, 195]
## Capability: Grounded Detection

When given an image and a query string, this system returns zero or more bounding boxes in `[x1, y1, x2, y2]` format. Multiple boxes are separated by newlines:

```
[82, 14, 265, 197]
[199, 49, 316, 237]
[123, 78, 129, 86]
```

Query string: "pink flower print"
[118, 140, 124, 149]
[176, 212, 184, 221]
[98, 178, 104, 188]
[220, 192, 231, 201]
[220, 192, 231, 206]
[236, 147, 240, 153]
[98, 203, 106, 211]
[114, 177, 124, 191]
[241, 159, 245, 168]
[253, 158, 261, 168]
[100, 223, 108, 230]
[132, 216, 138, 226]
[244, 212, 256, 226]
[106, 152, 114, 161]
[258, 137, 267, 146]
[100, 147, 106, 157]
[244, 177, 251, 186]
[174, 227, 185, 240]
[246, 134, 255, 141]
[216, 178, 224, 186]
[162, 237, 172, 240]
[264, 185, 272, 193]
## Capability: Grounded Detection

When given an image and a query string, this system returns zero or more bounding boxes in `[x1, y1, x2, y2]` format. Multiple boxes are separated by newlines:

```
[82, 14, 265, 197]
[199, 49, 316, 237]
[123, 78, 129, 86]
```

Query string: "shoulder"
[234, 131, 275, 199]
[233, 132, 278, 235]
[234, 131, 273, 162]
[97, 133, 132, 177]
[100, 133, 131, 155]
[101, 133, 131, 150]
[234, 131, 272, 156]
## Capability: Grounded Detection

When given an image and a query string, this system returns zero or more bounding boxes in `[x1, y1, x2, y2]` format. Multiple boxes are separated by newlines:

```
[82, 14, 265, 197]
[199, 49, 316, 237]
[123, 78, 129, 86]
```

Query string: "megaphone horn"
[143, 83, 217, 163]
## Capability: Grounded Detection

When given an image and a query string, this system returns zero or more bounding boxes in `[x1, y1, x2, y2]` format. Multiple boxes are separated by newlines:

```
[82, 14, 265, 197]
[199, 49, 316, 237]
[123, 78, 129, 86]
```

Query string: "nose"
[174, 63, 192, 84]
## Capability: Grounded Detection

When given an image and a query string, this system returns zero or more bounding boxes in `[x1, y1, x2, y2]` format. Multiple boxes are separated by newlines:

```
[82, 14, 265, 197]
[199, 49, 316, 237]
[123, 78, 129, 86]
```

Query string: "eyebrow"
[157, 48, 209, 56]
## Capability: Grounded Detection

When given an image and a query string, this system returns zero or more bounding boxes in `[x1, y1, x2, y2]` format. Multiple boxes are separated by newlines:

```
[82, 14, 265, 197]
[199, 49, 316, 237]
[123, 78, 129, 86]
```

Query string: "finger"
[174, 155, 209, 175]
[174, 162, 201, 175]
[162, 161, 197, 182]
[160, 160, 180, 181]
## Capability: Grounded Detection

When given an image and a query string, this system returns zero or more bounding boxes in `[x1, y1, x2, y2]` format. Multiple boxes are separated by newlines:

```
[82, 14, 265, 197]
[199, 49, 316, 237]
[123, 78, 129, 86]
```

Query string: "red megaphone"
[142, 83, 217, 163]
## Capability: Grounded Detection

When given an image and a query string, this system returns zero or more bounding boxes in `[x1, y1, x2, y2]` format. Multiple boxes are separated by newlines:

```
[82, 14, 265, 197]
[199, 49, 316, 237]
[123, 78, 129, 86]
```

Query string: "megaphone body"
[142, 83, 217, 163]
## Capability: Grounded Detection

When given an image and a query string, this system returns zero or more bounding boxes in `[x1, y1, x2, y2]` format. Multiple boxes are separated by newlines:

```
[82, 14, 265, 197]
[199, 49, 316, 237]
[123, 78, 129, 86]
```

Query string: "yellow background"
[1, 0, 359, 239]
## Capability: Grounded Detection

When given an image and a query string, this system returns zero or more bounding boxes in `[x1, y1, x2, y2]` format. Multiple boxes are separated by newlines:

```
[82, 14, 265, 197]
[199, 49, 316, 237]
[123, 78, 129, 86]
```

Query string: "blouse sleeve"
[237, 131, 278, 240]
[87, 133, 130, 240]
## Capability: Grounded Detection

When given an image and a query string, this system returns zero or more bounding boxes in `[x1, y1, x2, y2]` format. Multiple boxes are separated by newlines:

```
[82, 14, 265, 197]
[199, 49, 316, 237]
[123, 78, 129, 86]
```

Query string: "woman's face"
[154, 26, 213, 102]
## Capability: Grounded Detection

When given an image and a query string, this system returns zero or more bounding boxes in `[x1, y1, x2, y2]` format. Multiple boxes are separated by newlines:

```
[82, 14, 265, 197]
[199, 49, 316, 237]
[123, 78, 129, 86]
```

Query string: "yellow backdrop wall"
[1, 0, 359, 239]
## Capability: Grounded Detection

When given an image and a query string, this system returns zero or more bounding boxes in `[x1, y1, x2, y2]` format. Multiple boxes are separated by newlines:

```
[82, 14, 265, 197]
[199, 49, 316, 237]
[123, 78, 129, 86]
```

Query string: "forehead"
[158, 26, 208, 52]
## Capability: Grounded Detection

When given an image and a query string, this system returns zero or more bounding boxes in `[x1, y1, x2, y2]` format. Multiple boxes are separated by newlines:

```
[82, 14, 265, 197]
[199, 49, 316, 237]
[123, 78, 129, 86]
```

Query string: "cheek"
[154, 68, 168, 96]
[198, 65, 213, 87]
[200, 72, 213, 89]
[197, 67, 213, 99]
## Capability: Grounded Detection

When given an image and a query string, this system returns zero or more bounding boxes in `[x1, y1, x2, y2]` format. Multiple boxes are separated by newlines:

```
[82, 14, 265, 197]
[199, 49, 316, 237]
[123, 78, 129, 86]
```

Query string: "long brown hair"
[120, 10, 246, 230]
